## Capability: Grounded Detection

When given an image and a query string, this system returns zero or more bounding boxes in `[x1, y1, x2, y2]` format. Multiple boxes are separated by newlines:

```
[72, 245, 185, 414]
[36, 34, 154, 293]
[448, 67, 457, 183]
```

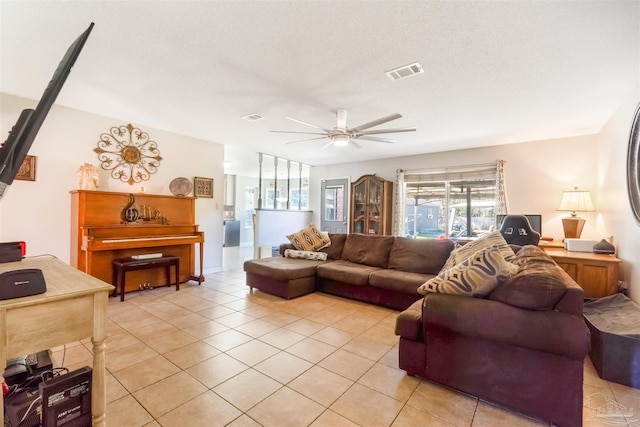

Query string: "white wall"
[0, 93, 225, 274]
[596, 94, 640, 300]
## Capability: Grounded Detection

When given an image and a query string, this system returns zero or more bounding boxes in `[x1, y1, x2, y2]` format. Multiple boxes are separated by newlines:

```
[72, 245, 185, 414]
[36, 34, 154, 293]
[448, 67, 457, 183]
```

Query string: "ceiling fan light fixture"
[332, 134, 350, 147]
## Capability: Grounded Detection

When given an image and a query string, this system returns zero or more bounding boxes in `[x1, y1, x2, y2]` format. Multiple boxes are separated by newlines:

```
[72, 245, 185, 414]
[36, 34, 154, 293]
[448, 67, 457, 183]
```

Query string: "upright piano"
[70, 190, 204, 295]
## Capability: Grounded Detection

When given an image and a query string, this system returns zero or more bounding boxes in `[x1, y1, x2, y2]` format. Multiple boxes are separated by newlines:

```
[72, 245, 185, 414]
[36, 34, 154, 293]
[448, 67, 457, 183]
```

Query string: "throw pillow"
[284, 249, 328, 261]
[418, 244, 519, 297]
[286, 224, 331, 251]
[439, 230, 515, 274]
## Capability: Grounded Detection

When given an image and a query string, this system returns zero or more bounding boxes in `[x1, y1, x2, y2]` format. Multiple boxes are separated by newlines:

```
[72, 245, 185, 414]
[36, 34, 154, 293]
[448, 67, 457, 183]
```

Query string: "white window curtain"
[393, 169, 405, 236]
[393, 161, 509, 236]
[495, 160, 509, 215]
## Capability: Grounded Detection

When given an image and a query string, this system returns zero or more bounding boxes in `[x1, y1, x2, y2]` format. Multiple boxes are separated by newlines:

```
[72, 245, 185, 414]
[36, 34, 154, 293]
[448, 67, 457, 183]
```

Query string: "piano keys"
[71, 190, 205, 295]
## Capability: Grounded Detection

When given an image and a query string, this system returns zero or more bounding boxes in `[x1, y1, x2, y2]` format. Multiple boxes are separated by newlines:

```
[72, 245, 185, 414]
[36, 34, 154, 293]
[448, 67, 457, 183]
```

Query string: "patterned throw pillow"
[418, 245, 519, 297]
[284, 249, 328, 261]
[286, 223, 331, 251]
[439, 230, 515, 274]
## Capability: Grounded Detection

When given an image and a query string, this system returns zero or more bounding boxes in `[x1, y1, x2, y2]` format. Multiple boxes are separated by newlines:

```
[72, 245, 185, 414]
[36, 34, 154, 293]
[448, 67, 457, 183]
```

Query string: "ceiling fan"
[271, 108, 416, 148]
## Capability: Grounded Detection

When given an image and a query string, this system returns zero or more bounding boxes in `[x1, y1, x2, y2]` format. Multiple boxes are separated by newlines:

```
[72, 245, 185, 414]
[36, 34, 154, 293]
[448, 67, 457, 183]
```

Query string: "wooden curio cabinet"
[350, 174, 393, 235]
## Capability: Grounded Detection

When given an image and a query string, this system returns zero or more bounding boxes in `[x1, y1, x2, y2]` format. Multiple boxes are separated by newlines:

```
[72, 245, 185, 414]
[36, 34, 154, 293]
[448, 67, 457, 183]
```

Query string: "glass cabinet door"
[368, 179, 382, 234]
[353, 179, 367, 234]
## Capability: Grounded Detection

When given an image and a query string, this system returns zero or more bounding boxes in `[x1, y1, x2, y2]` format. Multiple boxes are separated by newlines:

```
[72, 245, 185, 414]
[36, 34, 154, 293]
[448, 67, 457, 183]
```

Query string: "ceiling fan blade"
[336, 108, 347, 130]
[357, 136, 397, 144]
[357, 127, 416, 136]
[285, 136, 329, 145]
[321, 140, 334, 149]
[351, 113, 402, 131]
[286, 116, 332, 132]
[271, 130, 327, 135]
[349, 139, 362, 149]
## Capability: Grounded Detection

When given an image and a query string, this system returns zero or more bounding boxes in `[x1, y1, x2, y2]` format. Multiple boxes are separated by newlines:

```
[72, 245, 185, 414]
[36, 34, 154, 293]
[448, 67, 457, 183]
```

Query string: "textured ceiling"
[1, 1, 638, 176]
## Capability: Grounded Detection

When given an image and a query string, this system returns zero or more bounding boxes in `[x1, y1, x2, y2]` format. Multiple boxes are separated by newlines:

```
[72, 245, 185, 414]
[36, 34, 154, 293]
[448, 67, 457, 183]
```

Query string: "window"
[257, 153, 310, 210]
[403, 164, 498, 240]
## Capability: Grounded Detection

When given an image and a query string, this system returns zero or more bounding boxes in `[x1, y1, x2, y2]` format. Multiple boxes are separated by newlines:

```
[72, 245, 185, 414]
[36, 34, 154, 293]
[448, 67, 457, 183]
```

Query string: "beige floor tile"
[215, 311, 258, 328]
[113, 354, 181, 393]
[235, 318, 281, 337]
[156, 390, 242, 427]
[331, 312, 382, 334]
[318, 348, 375, 381]
[104, 331, 144, 352]
[51, 343, 93, 367]
[358, 363, 420, 402]
[226, 414, 263, 427]
[203, 329, 253, 351]
[105, 341, 158, 373]
[224, 298, 260, 311]
[331, 383, 404, 427]
[378, 346, 400, 369]
[133, 371, 208, 418]
[342, 335, 393, 361]
[127, 321, 180, 342]
[106, 394, 154, 427]
[289, 365, 354, 406]
[311, 326, 357, 347]
[165, 311, 210, 329]
[254, 351, 313, 384]
[226, 340, 281, 366]
[285, 337, 338, 364]
[248, 386, 325, 427]
[182, 319, 229, 339]
[306, 306, 354, 325]
[196, 304, 237, 319]
[168, 293, 217, 312]
[163, 340, 220, 369]
[310, 410, 361, 427]
[472, 401, 548, 426]
[262, 310, 301, 326]
[259, 327, 306, 349]
[391, 404, 455, 427]
[185, 352, 249, 388]
[142, 421, 161, 427]
[142, 328, 200, 354]
[283, 318, 327, 336]
[106, 374, 129, 403]
[364, 322, 401, 346]
[406, 381, 478, 427]
[213, 368, 282, 411]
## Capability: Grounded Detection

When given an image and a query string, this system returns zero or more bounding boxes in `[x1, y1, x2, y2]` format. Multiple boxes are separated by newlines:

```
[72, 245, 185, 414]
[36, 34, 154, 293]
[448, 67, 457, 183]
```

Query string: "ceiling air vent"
[241, 113, 264, 122]
[385, 62, 424, 81]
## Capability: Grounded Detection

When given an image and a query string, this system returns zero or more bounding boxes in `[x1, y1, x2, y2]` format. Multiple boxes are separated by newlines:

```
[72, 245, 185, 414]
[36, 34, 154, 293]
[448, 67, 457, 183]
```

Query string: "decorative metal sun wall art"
[94, 124, 163, 185]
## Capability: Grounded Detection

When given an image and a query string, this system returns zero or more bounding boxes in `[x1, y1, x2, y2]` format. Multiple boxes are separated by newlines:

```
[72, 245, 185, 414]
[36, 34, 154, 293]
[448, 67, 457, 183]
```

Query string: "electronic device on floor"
[3, 365, 92, 427]
[5, 350, 53, 386]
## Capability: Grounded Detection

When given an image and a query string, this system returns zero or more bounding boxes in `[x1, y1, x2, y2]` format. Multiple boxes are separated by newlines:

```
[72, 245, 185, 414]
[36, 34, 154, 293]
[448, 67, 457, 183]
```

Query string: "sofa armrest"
[423, 293, 590, 360]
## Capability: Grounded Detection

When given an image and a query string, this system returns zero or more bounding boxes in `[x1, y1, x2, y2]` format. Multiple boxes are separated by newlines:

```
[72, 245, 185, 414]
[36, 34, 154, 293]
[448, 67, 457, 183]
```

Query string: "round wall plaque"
[169, 177, 193, 196]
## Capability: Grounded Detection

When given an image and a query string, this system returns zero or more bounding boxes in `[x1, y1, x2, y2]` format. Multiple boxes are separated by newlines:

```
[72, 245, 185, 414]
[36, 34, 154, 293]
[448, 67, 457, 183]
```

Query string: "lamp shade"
[557, 188, 595, 215]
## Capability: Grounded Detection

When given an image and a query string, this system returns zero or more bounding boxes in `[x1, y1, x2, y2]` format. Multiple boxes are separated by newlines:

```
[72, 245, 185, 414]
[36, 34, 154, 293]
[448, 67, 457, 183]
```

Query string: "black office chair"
[499, 215, 541, 246]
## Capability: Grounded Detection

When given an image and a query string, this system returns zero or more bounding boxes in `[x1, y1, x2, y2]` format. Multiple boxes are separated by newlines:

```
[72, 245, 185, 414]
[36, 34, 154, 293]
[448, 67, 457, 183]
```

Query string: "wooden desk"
[0, 256, 113, 427]
[543, 249, 621, 298]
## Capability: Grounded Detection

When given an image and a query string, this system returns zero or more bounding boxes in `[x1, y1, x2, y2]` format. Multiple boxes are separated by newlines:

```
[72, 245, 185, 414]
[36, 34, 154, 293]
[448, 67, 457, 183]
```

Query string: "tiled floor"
[51, 246, 640, 427]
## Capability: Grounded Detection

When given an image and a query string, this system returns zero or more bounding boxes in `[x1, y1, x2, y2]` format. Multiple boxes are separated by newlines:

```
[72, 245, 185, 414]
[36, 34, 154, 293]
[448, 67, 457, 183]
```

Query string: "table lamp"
[557, 187, 595, 239]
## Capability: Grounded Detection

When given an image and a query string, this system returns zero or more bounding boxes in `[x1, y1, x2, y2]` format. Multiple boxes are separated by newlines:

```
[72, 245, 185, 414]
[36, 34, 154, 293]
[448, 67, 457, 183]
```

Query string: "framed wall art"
[194, 177, 214, 198]
[15, 155, 36, 181]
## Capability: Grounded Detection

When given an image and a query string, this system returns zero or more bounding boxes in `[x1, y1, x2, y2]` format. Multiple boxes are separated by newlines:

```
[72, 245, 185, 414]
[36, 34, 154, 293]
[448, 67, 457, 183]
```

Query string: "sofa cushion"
[323, 233, 347, 260]
[243, 257, 323, 281]
[287, 223, 331, 251]
[418, 245, 519, 297]
[490, 245, 568, 310]
[369, 269, 436, 294]
[342, 234, 395, 268]
[387, 237, 454, 274]
[316, 260, 382, 286]
[440, 230, 515, 273]
[284, 249, 328, 261]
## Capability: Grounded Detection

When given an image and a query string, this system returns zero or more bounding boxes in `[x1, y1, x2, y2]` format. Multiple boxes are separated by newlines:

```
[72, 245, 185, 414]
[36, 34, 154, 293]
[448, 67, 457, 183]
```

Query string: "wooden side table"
[543, 249, 621, 298]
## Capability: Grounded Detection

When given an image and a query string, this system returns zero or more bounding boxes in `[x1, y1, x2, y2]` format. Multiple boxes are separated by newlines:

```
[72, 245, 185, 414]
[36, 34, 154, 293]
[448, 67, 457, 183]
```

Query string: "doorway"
[320, 178, 349, 233]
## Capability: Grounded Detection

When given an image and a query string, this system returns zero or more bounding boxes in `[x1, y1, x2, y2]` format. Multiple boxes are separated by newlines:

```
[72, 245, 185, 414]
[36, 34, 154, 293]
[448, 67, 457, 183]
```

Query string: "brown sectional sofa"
[395, 245, 591, 427]
[244, 233, 454, 310]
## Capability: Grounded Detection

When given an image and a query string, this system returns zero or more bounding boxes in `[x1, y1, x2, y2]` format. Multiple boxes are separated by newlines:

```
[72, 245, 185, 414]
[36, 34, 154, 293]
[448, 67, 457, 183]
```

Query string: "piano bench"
[112, 256, 180, 301]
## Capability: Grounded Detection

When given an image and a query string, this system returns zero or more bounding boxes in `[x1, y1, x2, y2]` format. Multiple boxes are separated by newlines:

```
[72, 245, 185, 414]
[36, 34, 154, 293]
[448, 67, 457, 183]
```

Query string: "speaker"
[0, 268, 46, 300]
[0, 241, 23, 263]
